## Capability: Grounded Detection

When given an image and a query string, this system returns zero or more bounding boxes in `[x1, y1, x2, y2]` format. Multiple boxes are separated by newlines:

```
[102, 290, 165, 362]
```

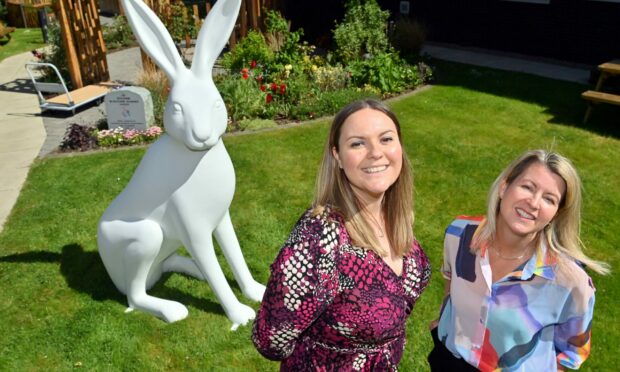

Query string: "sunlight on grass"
[0, 28, 45, 62]
[0, 65, 618, 370]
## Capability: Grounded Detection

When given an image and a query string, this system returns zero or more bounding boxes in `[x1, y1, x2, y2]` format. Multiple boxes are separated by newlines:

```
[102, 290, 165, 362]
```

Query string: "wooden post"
[193, 4, 199, 27]
[140, 0, 158, 73]
[247, 0, 258, 30]
[55, 0, 83, 88]
[239, 0, 247, 37]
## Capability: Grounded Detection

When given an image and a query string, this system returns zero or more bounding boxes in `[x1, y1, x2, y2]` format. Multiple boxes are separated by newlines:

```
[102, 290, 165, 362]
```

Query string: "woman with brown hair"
[252, 99, 431, 371]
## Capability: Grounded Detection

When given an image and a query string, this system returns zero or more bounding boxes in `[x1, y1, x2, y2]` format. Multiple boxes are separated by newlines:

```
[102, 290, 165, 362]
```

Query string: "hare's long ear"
[120, 0, 185, 80]
[191, 0, 242, 78]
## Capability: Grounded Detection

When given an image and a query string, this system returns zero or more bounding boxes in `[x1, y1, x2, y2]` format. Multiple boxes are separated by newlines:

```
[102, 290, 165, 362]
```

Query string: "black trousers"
[427, 327, 479, 372]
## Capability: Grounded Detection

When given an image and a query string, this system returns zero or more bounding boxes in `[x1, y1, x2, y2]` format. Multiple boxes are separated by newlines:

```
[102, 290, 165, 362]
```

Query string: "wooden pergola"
[51, 0, 283, 88]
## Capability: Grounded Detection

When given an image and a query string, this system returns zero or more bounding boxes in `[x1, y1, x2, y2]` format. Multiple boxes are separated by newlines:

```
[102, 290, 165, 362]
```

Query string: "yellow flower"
[285, 64, 293, 71]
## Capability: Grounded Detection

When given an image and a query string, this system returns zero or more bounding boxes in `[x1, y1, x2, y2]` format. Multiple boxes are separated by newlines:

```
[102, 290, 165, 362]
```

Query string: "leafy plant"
[312, 64, 349, 91]
[332, 0, 391, 64]
[162, 0, 198, 44]
[221, 30, 274, 73]
[102, 15, 135, 50]
[347, 52, 418, 94]
[288, 87, 379, 120]
[264, 10, 307, 69]
[217, 70, 268, 123]
[35, 22, 71, 88]
[59, 124, 97, 152]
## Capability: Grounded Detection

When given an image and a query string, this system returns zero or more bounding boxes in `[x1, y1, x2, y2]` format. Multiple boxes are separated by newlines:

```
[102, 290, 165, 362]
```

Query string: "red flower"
[266, 93, 273, 103]
[260, 85, 266, 92]
[256, 75, 263, 83]
[270, 83, 278, 92]
[242, 73, 249, 80]
[279, 84, 286, 95]
[250, 60, 257, 69]
[241, 68, 249, 74]
[241, 68, 249, 80]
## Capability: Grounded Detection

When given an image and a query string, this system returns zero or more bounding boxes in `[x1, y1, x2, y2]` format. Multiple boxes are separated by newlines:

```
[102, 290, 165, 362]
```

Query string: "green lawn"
[0, 28, 45, 62]
[0, 62, 618, 371]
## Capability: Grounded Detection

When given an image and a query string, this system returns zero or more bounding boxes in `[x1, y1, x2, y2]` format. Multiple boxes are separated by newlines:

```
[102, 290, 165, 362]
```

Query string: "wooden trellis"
[54, 0, 109, 89]
[232, 0, 282, 46]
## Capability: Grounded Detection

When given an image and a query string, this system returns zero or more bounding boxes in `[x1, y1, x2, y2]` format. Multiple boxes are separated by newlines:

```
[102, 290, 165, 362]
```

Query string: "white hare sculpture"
[98, 0, 265, 328]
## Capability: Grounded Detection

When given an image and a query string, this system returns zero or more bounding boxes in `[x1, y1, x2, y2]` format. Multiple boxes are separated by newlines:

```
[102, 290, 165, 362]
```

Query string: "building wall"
[379, 0, 620, 64]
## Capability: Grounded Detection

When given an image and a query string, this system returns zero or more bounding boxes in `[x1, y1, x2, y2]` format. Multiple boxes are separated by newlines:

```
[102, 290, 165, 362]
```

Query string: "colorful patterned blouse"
[438, 216, 596, 371]
[252, 206, 431, 371]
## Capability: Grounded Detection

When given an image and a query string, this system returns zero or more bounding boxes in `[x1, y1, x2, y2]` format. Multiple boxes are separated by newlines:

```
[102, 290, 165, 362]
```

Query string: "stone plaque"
[105, 86, 154, 131]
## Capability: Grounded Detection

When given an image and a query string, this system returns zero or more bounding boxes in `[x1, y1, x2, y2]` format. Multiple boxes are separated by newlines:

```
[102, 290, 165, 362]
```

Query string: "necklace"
[492, 245, 531, 261]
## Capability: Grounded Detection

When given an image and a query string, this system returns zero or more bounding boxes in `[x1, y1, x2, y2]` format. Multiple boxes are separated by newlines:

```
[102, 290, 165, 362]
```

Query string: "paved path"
[422, 42, 592, 84]
[0, 52, 46, 232]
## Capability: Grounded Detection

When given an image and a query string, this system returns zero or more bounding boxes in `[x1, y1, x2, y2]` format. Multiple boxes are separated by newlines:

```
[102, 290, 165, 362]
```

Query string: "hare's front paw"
[160, 301, 189, 323]
[227, 302, 256, 331]
[128, 295, 189, 323]
[242, 280, 266, 302]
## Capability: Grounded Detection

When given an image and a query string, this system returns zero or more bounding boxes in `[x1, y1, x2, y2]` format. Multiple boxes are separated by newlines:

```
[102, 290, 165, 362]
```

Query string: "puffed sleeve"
[555, 274, 596, 369]
[251, 209, 341, 360]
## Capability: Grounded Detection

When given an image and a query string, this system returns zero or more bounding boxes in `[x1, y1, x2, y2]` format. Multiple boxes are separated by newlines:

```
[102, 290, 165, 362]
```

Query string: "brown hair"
[313, 99, 414, 257]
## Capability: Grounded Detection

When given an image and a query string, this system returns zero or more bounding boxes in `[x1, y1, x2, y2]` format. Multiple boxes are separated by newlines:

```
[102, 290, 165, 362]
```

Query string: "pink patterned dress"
[252, 206, 431, 371]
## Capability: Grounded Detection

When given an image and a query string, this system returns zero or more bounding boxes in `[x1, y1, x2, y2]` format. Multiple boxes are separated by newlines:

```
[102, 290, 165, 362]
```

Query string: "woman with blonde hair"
[252, 99, 431, 370]
[428, 149, 609, 371]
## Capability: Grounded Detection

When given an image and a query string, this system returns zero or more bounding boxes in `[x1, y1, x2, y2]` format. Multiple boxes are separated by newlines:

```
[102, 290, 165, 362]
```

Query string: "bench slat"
[581, 90, 620, 106]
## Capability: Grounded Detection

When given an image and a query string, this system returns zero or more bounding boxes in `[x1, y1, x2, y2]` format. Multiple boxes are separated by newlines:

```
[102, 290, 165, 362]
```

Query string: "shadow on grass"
[430, 59, 620, 139]
[0, 244, 226, 317]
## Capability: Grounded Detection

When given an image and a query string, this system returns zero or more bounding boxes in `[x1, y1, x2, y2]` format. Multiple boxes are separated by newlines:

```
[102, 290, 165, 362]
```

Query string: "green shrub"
[162, 0, 197, 43]
[312, 64, 349, 91]
[288, 87, 379, 120]
[221, 30, 274, 72]
[347, 52, 419, 94]
[264, 9, 307, 68]
[38, 22, 72, 88]
[103, 16, 135, 50]
[332, 0, 391, 64]
[217, 71, 267, 123]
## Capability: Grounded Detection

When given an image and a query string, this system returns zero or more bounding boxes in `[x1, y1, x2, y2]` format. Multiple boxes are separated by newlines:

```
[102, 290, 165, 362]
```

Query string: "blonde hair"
[472, 149, 610, 275]
[313, 99, 414, 257]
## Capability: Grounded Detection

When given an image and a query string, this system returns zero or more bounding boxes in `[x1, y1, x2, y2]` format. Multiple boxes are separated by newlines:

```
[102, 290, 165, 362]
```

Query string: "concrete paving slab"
[422, 42, 591, 85]
[0, 51, 46, 232]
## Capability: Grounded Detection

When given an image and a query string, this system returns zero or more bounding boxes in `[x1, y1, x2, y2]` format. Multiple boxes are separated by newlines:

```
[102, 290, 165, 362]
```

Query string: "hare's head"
[121, 0, 241, 151]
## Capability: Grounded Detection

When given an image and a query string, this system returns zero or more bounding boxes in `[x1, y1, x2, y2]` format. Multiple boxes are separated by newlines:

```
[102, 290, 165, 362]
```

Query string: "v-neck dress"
[252, 206, 431, 371]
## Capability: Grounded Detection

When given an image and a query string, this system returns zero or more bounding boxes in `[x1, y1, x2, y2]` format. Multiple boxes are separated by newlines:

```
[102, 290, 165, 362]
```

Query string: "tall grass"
[0, 63, 618, 371]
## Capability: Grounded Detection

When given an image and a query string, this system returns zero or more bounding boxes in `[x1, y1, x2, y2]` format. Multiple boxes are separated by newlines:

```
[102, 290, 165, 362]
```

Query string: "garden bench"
[25, 62, 122, 115]
[581, 61, 620, 123]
